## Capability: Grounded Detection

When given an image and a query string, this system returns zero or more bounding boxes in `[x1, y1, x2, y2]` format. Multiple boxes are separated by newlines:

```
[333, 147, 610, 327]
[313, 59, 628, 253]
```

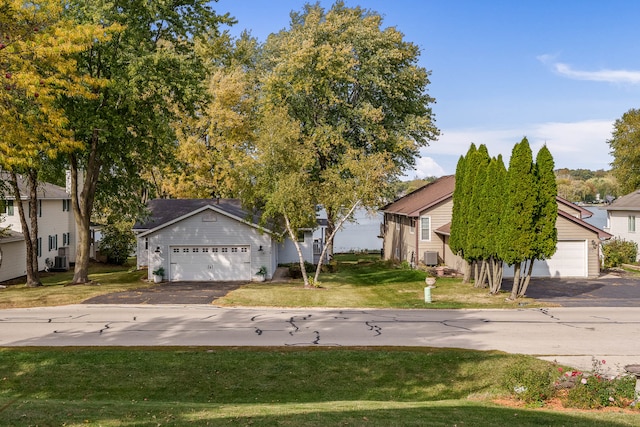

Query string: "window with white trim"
[420, 216, 431, 241]
[629, 215, 636, 232]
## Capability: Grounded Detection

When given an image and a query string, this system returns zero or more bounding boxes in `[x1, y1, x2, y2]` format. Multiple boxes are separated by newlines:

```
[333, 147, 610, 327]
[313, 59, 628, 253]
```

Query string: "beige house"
[381, 175, 611, 278]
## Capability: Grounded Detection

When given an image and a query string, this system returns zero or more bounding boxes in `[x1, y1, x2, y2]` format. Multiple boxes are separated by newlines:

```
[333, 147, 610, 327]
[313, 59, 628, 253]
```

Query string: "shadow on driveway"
[503, 274, 640, 307]
[83, 281, 247, 305]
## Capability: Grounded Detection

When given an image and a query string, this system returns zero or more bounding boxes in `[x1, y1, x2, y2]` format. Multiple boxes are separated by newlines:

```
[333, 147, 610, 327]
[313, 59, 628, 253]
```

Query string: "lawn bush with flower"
[563, 359, 636, 409]
[503, 357, 637, 409]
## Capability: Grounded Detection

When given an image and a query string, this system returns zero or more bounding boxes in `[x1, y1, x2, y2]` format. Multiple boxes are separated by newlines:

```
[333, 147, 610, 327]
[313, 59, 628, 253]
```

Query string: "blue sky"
[213, 0, 640, 177]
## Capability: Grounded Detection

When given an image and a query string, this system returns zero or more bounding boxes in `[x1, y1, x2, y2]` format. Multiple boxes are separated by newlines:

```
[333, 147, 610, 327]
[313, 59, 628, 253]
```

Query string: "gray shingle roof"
[133, 199, 261, 231]
[604, 190, 640, 211]
[1, 172, 69, 200]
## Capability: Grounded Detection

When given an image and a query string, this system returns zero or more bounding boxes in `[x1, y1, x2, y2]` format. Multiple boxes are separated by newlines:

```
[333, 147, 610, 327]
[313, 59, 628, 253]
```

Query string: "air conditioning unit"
[423, 251, 438, 266]
[53, 256, 69, 271]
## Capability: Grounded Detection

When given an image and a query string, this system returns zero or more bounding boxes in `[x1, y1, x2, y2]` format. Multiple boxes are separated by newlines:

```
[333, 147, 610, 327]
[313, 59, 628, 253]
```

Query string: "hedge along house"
[133, 199, 320, 282]
[380, 175, 611, 278]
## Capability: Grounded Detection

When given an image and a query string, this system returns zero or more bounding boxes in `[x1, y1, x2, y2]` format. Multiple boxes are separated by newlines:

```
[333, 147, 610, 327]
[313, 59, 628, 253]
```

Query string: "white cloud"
[409, 156, 446, 179]
[537, 55, 640, 84]
[417, 119, 615, 175]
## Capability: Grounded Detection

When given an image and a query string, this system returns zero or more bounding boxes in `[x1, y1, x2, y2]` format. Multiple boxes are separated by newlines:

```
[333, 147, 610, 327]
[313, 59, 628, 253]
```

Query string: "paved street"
[1, 304, 639, 375]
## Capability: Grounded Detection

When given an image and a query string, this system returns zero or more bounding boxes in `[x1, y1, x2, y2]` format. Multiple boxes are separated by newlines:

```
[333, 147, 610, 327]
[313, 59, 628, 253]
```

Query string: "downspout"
[415, 216, 419, 265]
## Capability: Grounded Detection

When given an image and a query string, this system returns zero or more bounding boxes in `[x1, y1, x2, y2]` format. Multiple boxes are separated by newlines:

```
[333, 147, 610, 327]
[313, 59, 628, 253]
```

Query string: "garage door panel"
[169, 246, 251, 281]
[503, 241, 587, 278]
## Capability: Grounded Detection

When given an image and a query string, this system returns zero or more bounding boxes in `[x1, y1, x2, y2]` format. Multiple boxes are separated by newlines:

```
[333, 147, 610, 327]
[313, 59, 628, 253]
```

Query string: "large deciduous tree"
[608, 108, 640, 194]
[0, 0, 112, 286]
[160, 32, 259, 199]
[258, 1, 438, 260]
[63, 0, 232, 284]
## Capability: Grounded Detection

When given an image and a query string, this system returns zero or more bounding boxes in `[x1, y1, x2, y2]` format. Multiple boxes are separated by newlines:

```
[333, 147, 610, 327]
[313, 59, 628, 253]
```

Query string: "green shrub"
[98, 222, 136, 265]
[287, 262, 315, 279]
[501, 357, 556, 405]
[602, 238, 638, 268]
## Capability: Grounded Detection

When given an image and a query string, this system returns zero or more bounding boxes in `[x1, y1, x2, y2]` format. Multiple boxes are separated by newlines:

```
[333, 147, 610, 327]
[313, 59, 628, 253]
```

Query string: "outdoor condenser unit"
[423, 251, 438, 266]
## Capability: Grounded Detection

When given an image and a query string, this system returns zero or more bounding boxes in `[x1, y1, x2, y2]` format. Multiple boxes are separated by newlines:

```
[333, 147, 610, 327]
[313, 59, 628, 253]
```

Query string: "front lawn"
[0, 347, 637, 426]
[0, 262, 149, 308]
[217, 256, 544, 309]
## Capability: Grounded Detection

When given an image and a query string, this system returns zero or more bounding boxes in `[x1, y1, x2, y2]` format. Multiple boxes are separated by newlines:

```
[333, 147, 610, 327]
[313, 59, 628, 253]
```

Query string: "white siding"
[607, 210, 640, 261]
[0, 240, 26, 282]
[143, 210, 274, 280]
[277, 231, 313, 264]
[0, 197, 75, 280]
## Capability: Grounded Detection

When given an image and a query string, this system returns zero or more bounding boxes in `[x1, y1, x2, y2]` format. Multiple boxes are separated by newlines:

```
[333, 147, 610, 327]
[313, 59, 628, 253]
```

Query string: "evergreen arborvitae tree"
[466, 145, 491, 286]
[449, 154, 466, 257]
[534, 145, 558, 260]
[500, 138, 537, 299]
[483, 155, 507, 294]
[450, 144, 477, 283]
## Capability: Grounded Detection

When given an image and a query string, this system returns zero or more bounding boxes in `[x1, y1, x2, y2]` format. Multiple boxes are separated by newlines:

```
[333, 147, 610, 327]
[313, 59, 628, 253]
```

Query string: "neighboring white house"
[133, 199, 320, 282]
[603, 190, 640, 261]
[0, 174, 76, 282]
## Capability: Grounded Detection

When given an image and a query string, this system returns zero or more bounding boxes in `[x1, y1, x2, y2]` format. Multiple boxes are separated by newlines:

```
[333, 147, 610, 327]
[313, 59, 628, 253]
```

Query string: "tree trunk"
[324, 206, 336, 261]
[70, 129, 101, 284]
[462, 260, 472, 283]
[284, 213, 311, 287]
[509, 263, 521, 300]
[517, 259, 534, 298]
[313, 201, 360, 285]
[9, 170, 41, 287]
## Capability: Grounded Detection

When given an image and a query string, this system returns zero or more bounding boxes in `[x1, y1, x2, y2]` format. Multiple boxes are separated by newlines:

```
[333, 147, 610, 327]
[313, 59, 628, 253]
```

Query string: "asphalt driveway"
[503, 273, 640, 307]
[82, 272, 640, 306]
[83, 281, 246, 305]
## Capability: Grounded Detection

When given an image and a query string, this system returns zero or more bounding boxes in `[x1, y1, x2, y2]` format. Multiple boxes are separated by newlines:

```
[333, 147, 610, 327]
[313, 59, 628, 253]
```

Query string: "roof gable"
[557, 209, 612, 239]
[382, 175, 455, 217]
[605, 190, 640, 211]
[134, 199, 268, 237]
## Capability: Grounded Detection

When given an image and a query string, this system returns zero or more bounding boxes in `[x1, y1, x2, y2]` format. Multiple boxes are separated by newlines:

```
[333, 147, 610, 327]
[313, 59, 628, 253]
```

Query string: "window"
[192, 248, 199, 253]
[62, 199, 71, 212]
[241, 247, 248, 253]
[37, 237, 42, 257]
[144, 238, 148, 250]
[409, 218, 415, 234]
[231, 247, 238, 253]
[212, 247, 219, 253]
[629, 215, 636, 232]
[63, 232, 71, 246]
[38, 200, 42, 217]
[297, 231, 305, 242]
[182, 248, 189, 253]
[1, 200, 14, 216]
[221, 247, 228, 253]
[202, 248, 209, 253]
[420, 216, 431, 241]
[48, 235, 58, 251]
[172, 248, 180, 253]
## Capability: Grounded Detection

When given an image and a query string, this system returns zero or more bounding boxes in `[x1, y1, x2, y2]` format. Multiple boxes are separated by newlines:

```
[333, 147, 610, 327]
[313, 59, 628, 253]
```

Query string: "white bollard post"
[424, 286, 432, 303]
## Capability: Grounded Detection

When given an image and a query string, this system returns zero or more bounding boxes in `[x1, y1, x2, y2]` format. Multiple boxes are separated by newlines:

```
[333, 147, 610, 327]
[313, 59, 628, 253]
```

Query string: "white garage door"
[170, 246, 251, 281]
[503, 240, 587, 278]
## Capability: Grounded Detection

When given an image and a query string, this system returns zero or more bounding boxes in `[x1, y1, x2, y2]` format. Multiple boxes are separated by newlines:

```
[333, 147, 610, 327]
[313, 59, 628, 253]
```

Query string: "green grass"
[0, 262, 149, 308]
[0, 347, 637, 426]
[218, 257, 545, 309]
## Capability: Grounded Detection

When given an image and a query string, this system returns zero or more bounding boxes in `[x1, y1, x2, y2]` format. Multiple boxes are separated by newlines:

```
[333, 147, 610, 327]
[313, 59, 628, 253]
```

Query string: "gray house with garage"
[133, 198, 319, 282]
